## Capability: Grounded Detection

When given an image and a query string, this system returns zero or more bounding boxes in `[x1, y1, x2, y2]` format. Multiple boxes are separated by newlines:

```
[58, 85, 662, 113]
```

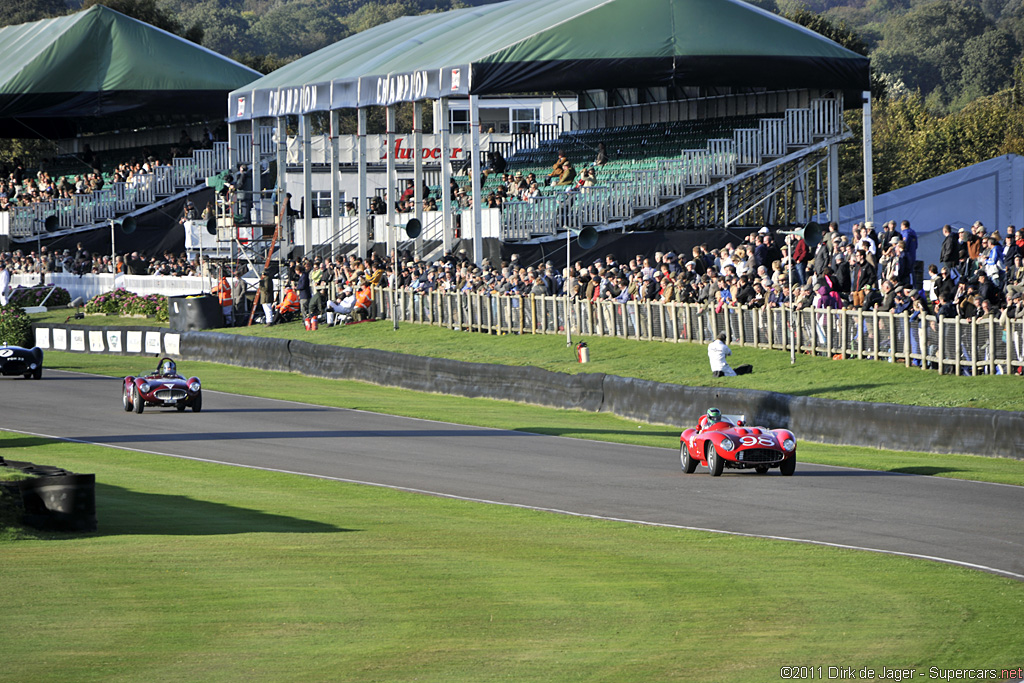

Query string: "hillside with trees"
[6, 0, 1024, 203]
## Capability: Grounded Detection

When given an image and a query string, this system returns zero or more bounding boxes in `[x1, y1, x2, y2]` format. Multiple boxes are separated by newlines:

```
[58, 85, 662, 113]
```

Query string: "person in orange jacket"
[353, 283, 374, 321]
[275, 283, 300, 321]
[211, 270, 234, 325]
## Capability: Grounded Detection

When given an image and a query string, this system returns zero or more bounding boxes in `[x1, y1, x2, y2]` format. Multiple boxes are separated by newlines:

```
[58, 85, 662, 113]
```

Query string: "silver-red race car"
[123, 357, 202, 413]
[680, 411, 796, 476]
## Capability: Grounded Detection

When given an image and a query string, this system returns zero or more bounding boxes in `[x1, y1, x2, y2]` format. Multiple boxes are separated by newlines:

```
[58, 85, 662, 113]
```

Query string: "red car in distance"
[680, 409, 796, 476]
[123, 357, 202, 413]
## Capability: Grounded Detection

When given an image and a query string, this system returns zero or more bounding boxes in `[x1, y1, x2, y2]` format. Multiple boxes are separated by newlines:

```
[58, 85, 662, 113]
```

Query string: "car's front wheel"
[123, 385, 133, 412]
[192, 390, 202, 413]
[706, 441, 723, 477]
[132, 385, 144, 414]
[680, 443, 698, 474]
[779, 456, 796, 476]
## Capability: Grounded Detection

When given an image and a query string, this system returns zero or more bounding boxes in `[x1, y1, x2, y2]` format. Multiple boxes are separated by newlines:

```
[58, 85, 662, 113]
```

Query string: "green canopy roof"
[230, 0, 869, 121]
[0, 5, 260, 138]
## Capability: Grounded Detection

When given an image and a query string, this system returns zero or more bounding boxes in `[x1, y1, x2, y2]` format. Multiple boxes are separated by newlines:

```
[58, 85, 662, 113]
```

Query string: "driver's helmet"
[160, 359, 176, 376]
[706, 407, 722, 423]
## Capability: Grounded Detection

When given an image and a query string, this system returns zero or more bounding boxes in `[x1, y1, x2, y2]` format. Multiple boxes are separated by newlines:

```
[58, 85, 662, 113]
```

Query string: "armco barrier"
[35, 325, 1023, 458]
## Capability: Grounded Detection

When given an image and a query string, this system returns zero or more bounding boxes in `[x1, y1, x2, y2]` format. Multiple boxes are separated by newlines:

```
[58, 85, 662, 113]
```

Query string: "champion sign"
[268, 85, 320, 117]
[376, 71, 429, 106]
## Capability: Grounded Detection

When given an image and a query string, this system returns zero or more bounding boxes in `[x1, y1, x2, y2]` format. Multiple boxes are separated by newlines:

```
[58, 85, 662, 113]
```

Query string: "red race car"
[123, 358, 202, 414]
[679, 408, 795, 476]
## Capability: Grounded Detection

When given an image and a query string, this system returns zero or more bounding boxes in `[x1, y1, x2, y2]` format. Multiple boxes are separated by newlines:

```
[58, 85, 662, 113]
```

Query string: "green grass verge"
[34, 312, 1024, 411]
[223, 318, 1024, 411]
[1, 431, 1021, 682]
[42, 352, 1024, 486]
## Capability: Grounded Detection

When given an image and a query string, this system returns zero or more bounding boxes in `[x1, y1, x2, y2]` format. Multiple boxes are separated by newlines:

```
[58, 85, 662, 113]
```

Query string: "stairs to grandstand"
[493, 96, 848, 242]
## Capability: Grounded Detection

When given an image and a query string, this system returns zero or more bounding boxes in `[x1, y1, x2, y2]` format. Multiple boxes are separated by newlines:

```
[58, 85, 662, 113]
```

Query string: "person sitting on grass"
[708, 332, 752, 377]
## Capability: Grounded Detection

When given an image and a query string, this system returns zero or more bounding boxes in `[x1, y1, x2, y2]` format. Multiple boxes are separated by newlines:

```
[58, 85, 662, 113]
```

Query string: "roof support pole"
[827, 141, 840, 224]
[301, 113, 313, 259]
[438, 97, 453, 257]
[794, 158, 807, 225]
[386, 105, 397, 266]
[228, 122, 238, 170]
[862, 90, 874, 224]
[413, 100, 424, 259]
[357, 107, 368, 260]
[469, 94, 483, 266]
[276, 116, 289, 257]
[251, 119, 262, 222]
[330, 109, 340, 259]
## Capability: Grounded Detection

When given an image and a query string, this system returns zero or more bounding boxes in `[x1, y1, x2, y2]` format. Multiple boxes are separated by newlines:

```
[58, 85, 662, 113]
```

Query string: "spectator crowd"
[3, 216, 1023, 327]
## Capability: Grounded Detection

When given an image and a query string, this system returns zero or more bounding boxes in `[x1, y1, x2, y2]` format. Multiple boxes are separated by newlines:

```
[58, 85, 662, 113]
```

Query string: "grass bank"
[1, 431, 1021, 682]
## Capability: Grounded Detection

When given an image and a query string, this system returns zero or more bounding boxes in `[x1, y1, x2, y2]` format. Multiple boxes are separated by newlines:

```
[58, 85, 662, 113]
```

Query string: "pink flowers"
[85, 288, 169, 322]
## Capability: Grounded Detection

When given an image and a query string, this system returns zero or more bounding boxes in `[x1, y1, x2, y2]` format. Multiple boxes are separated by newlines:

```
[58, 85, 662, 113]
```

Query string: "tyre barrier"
[2, 459, 97, 532]
[34, 324, 1024, 458]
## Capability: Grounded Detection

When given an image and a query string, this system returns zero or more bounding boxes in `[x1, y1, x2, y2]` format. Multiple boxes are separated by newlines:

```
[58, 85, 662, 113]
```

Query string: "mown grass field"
[6, 319, 1021, 680]
[1, 431, 1022, 682]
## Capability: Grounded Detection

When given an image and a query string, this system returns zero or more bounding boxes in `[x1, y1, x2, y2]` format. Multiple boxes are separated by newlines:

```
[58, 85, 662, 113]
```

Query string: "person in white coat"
[708, 332, 752, 377]
[0, 259, 10, 306]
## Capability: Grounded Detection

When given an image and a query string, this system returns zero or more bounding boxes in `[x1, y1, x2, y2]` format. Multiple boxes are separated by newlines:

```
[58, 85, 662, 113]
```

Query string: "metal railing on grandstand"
[375, 288, 1024, 377]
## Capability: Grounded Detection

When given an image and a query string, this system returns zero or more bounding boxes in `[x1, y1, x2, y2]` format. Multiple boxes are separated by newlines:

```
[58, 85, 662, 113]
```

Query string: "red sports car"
[123, 358, 202, 413]
[679, 410, 795, 476]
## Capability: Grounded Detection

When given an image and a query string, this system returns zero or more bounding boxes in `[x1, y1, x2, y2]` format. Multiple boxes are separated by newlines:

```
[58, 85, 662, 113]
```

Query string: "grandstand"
[228, 0, 868, 266]
[2, 0, 869, 269]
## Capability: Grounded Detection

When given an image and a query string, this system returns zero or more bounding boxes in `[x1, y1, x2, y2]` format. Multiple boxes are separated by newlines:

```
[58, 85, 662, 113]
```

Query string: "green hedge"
[0, 304, 34, 347]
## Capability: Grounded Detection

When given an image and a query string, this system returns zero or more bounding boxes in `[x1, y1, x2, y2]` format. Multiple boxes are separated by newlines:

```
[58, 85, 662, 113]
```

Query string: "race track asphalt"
[3, 370, 1022, 580]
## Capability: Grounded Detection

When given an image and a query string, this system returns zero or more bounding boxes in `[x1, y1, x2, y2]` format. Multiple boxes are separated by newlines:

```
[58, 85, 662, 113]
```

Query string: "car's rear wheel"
[779, 456, 796, 476]
[132, 385, 144, 414]
[123, 385, 133, 412]
[192, 390, 202, 413]
[680, 443, 697, 474]
[755, 465, 770, 474]
[706, 441, 723, 477]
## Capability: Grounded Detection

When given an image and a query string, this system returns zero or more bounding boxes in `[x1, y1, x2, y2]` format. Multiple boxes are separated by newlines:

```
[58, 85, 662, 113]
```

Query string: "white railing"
[236, 134, 253, 165]
[154, 166, 175, 196]
[258, 126, 275, 156]
[707, 140, 737, 177]
[214, 141, 230, 171]
[172, 158, 198, 188]
[733, 129, 760, 166]
[760, 118, 787, 157]
[812, 97, 843, 137]
[785, 108, 812, 146]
